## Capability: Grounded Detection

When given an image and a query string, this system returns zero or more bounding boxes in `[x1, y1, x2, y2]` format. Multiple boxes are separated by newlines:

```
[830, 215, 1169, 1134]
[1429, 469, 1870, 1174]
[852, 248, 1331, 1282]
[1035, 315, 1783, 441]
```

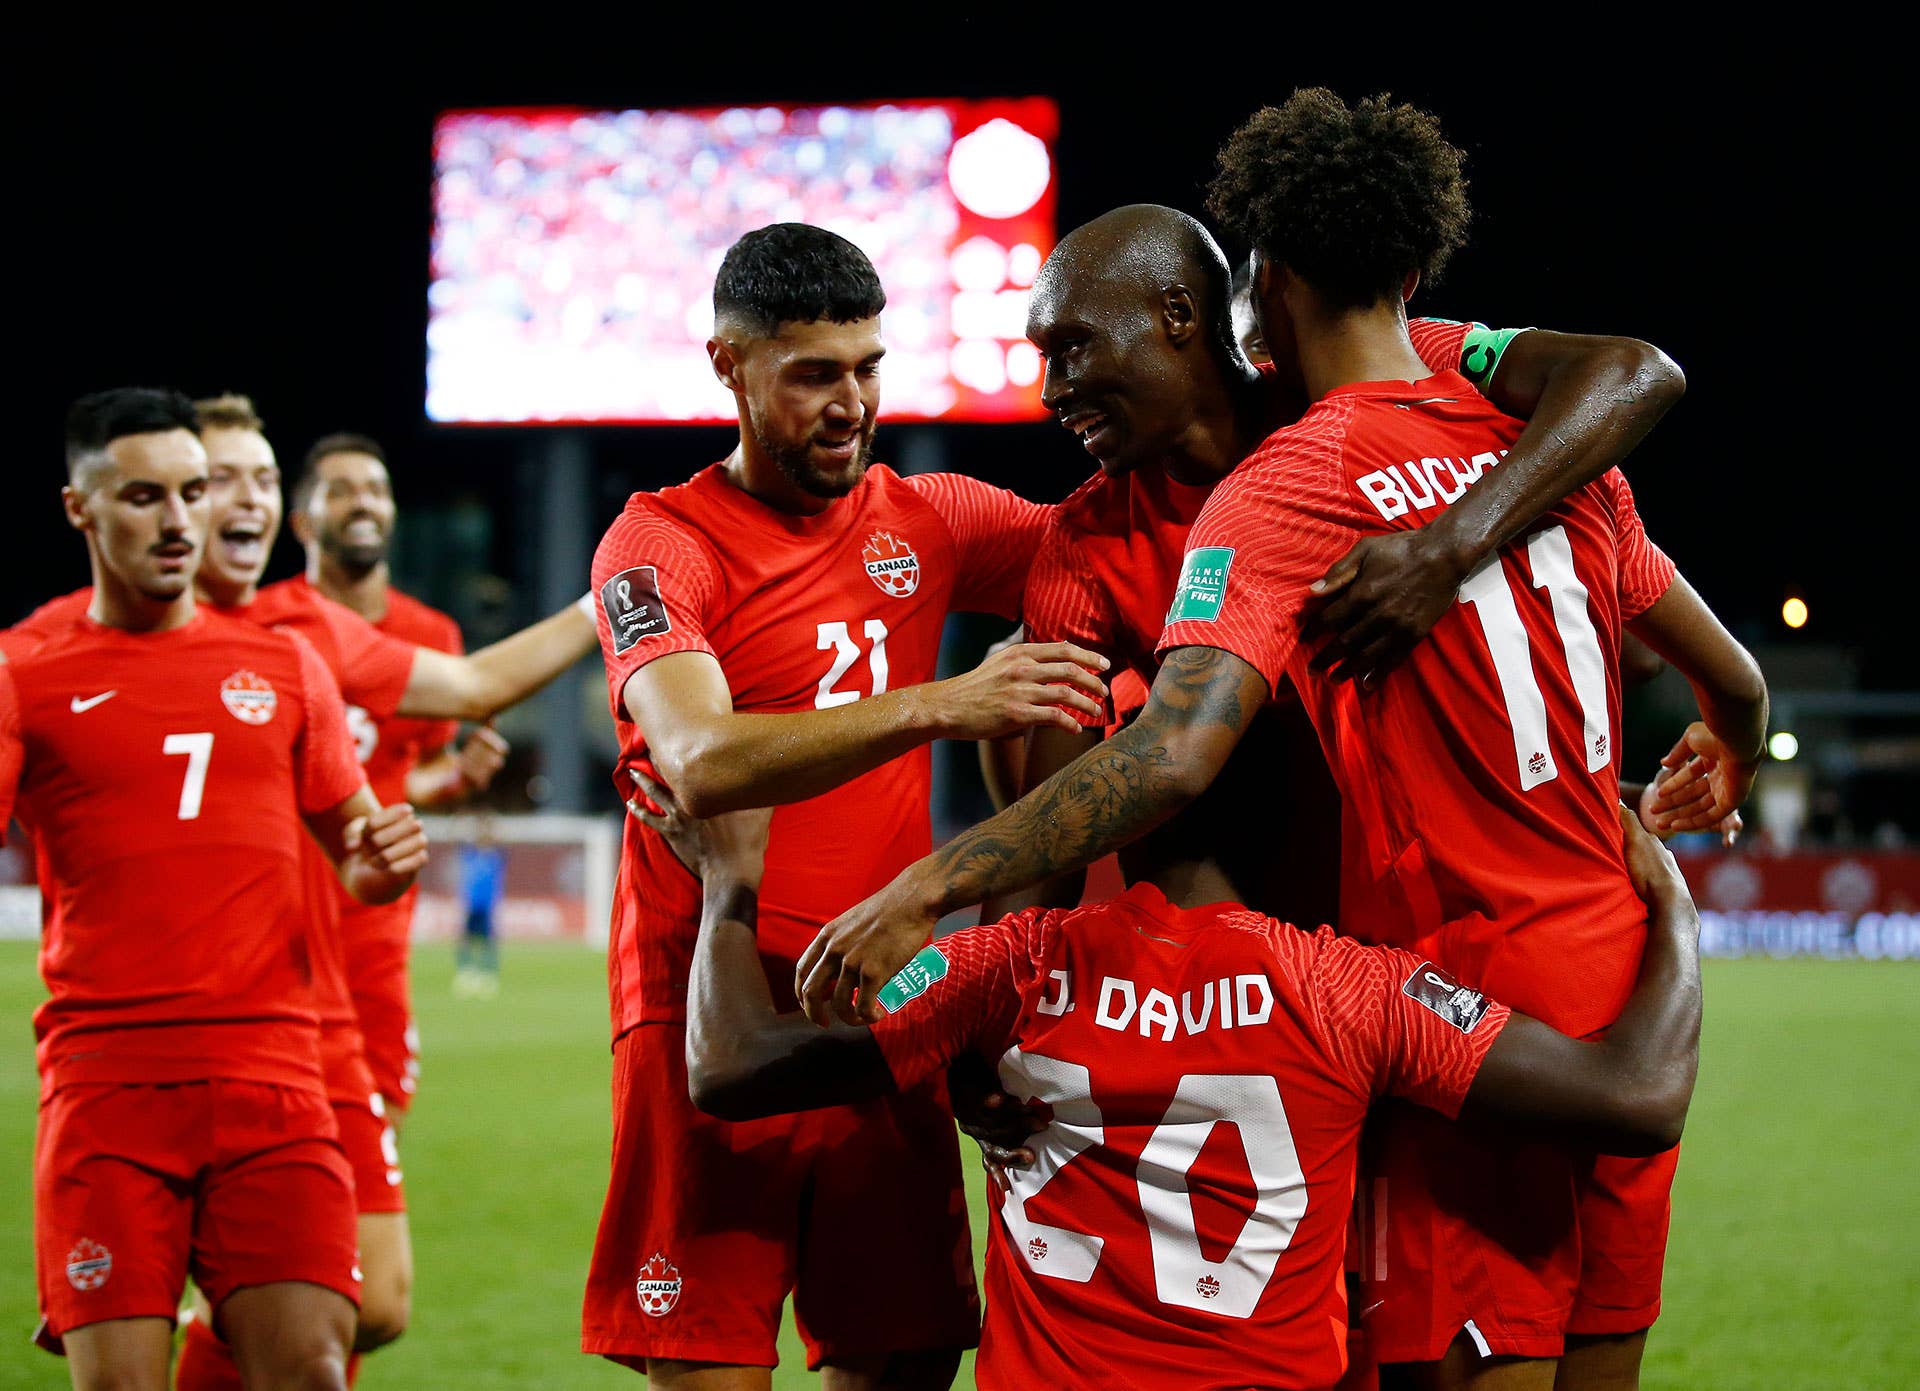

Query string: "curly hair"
[1206, 89, 1471, 312]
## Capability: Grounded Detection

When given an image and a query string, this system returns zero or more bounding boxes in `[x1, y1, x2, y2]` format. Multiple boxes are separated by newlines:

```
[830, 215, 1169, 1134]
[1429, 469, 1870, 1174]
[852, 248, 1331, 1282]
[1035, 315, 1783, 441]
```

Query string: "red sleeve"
[288, 631, 371, 815]
[905, 472, 1049, 620]
[591, 501, 720, 716]
[1407, 318, 1471, 374]
[1605, 470, 1677, 619]
[0, 665, 21, 841]
[1157, 407, 1361, 692]
[320, 602, 417, 720]
[869, 910, 1048, 1090]
[1023, 511, 1118, 652]
[2, 588, 91, 662]
[1308, 930, 1510, 1118]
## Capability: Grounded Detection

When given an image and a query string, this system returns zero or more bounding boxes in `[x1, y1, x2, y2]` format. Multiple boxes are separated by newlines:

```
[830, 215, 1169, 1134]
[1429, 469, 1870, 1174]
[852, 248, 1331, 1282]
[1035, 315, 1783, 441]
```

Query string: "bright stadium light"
[1769, 731, 1800, 761]
[1782, 596, 1809, 629]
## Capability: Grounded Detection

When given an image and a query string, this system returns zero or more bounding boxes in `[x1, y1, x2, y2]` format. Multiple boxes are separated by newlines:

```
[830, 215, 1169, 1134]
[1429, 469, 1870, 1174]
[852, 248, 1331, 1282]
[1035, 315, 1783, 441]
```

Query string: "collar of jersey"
[699, 460, 871, 540]
[1317, 369, 1468, 404]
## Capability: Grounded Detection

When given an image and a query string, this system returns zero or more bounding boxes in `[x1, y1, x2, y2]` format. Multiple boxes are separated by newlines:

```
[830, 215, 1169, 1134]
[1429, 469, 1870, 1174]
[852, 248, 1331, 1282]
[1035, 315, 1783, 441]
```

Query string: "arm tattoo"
[925, 646, 1255, 908]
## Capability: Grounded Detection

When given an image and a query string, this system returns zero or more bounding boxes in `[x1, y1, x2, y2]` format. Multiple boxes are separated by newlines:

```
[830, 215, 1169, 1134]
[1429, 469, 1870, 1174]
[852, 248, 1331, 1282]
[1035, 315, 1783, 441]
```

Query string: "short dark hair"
[713, 223, 886, 338]
[194, 392, 266, 435]
[65, 387, 200, 482]
[294, 432, 388, 512]
[1206, 89, 1471, 312]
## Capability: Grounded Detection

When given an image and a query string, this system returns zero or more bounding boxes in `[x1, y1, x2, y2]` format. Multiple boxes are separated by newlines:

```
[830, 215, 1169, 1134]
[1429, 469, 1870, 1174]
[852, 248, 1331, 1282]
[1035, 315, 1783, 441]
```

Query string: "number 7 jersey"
[591, 461, 1044, 1030]
[1160, 371, 1677, 1038]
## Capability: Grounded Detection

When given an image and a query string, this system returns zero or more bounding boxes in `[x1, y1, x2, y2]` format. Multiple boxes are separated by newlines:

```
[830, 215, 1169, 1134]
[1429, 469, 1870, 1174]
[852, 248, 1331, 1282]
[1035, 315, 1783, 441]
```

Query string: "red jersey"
[329, 581, 464, 802]
[0, 610, 365, 1099]
[1160, 371, 1676, 1037]
[1, 588, 92, 662]
[592, 462, 1044, 1030]
[869, 882, 1510, 1391]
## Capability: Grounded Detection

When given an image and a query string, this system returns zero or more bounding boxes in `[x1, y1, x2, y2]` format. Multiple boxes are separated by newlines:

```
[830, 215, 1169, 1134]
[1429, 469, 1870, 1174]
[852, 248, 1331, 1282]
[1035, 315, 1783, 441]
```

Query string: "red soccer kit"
[583, 462, 1044, 1368]
[0, 609, 365, 1337]
[868, 882, 1510, 1391]
[1024, 320, 1515, 926]
[1160, 370, 1679, 1357]
[321, 578, 464, 1115]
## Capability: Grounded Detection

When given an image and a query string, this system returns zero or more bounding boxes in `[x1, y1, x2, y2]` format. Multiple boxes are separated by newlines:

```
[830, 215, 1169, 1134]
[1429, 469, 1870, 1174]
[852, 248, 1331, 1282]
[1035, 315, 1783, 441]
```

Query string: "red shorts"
[1355, 1101, 1676, 1363]
[582, 1022, 980, 1370]
[335, 1093, 406, 1215]
[35, 1080, 359, 1342]
[346, 900, 419, 1112]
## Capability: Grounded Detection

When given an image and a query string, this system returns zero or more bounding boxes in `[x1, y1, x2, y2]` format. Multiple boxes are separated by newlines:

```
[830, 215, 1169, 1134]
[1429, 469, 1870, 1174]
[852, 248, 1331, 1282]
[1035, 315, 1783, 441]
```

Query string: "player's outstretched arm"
[1628, 576, 1769, 834]
[979, 722, 1102, 920]
[405, 726, 510, 808]
[398, 597, 598, 723]
[1305, 330, 1686, 682]
[1461, 809, 1702, 1155]
[305, 787, 429, 907]
[626, 771, 894, 1120]
[626, 640, 1109, 819]
[797, 644, 1265, 1026]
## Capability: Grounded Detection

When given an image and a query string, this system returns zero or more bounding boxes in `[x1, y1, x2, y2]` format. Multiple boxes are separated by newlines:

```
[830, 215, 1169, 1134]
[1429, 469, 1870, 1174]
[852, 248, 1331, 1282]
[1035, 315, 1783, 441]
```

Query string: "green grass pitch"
[1, 943, 1913, 1388]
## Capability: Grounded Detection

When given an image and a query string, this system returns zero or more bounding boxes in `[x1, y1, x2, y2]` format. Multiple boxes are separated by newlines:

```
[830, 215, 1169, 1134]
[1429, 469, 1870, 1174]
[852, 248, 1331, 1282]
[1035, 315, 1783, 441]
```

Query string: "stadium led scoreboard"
[428, 98, 1060, 425]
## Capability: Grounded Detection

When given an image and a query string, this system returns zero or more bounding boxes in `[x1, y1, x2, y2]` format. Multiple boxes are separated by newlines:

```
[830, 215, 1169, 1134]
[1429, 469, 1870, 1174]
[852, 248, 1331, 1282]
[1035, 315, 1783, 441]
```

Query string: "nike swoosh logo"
[69, 690, 118, 713]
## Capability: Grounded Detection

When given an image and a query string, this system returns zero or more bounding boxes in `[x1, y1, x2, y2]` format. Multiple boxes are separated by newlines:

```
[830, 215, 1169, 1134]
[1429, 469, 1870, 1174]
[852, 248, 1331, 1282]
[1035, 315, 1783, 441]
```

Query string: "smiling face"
[302, 449, 395, 578]
[64, 428, 210, 603]
[1026, 262, 1193, 478]
[196, 424, 282, 605]
[717, 316, 883, 503]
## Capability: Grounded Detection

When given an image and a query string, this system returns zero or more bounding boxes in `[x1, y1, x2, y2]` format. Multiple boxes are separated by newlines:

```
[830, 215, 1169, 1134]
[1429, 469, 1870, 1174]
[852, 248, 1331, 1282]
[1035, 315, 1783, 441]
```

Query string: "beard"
[754, 417, 876, 501]
[320, 517, 390, 578]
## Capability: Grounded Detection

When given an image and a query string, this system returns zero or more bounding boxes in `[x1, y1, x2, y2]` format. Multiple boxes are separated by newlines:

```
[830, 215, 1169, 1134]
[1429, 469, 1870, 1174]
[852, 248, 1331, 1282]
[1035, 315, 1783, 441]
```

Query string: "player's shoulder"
[1050, 468, 1128, 537]
[603, 470, 728, 558]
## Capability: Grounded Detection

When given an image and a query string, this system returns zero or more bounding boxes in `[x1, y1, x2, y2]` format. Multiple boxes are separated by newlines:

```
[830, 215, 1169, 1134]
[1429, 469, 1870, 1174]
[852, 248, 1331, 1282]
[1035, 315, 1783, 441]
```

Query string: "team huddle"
[6, 89, 1767, 1391]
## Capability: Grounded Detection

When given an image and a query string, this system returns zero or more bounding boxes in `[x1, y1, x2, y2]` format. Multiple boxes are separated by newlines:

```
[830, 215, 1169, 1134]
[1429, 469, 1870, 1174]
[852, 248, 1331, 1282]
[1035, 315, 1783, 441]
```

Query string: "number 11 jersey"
[1160, 371, 1676, 1038]
[591, 461, 1045, 1031]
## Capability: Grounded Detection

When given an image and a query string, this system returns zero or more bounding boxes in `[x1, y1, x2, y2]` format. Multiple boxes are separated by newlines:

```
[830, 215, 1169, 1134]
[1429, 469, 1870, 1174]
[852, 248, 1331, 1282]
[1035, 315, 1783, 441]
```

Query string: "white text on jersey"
[1093, 973, 1275, 1040]
[1356, 450, 1510, 522]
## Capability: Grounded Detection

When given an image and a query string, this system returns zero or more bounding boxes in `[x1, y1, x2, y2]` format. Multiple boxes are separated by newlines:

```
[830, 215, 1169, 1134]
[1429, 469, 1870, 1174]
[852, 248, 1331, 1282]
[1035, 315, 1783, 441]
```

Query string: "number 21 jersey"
[1160, 372, 1676, 1037]
[591, 462, 1044, 1031]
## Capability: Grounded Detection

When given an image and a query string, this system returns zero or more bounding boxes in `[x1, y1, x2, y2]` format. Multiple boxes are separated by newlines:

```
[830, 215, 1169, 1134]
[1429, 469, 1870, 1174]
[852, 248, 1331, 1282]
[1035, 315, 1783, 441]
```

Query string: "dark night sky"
[17, 25, 1900, 680]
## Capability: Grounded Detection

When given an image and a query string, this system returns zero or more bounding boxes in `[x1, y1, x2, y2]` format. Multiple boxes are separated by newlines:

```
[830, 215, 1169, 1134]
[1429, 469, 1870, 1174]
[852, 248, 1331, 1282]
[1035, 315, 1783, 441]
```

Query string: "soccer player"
[584, 223, 1111, 1389]
[1, 388, 426, 1391]
[802, 91, 1769, 1389]
[638, 751, 1703, 1391]
[289, 426, 511, 1116]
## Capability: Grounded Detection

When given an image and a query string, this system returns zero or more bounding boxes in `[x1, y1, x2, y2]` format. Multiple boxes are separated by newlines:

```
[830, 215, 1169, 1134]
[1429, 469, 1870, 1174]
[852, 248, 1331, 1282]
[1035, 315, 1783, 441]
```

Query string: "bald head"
[1043, 204, 1231, 300]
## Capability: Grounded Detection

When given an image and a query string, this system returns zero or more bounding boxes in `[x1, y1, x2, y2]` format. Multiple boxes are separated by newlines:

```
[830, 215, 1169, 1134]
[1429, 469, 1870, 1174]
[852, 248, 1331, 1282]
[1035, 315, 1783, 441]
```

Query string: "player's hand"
[927, 641, 1110, 739]
[948, 1054, 1043, 1193]
[1637, 773, 1744, 847]
[796, 872, 940, 1027]
[454, 725, 510, 792]
[1302, 529, 1468, 686]
[1644, 721, 1760, 836]
[628, 768, 773, 884]
[1617, 804, 1691, 913]
[346, 802, 430, 879]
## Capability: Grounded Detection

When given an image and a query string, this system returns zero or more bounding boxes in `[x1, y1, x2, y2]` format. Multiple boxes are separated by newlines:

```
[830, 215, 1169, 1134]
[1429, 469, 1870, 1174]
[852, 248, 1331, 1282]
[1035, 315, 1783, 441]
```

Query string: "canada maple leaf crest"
[65, 1238, 112, 1292]
[635, 1252, 683, 1317]
[1027, 1237, 1049, 1262]
[220, 670, 278, 726]
[1195, 1274, 1221, 1300]
[862, 531, 920, 598]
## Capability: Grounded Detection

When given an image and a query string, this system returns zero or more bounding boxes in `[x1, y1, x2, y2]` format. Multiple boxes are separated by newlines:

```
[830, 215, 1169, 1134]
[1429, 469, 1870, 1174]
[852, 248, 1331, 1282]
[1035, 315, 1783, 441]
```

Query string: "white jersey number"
[162, 732, 214, 820]
[344, 704, 379, 764]
[814, 620, 890, 709]
[997, 1047, 1306, 1320]
[1457, 524, 1612, 791]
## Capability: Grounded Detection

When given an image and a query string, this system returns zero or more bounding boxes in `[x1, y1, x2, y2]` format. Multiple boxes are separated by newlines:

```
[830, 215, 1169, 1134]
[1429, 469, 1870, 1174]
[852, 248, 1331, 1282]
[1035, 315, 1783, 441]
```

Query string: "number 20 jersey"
[870, 883, 1510, 1390]
[590, 462, 1044, 1030]
[1160, 371, 1677, 1038]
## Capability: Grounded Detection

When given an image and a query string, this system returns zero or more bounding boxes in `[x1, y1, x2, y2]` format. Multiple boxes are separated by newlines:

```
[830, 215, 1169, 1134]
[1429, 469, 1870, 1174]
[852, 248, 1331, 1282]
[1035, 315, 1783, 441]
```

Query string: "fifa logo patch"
[601, 566, 671, 655]
[635, 1252, 682, 1317]
[862, 531, 919, 598]
[65, 1239, 111, 1292]
[1401, 963, 1492, 1033]
[220, 671, 278, 725]
[1166, 547, 1234, 624]
[875, 945, 949, 1014]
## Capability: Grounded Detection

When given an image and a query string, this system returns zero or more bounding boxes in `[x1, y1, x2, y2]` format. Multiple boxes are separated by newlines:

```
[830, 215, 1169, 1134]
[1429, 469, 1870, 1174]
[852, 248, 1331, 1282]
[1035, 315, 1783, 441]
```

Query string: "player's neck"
[1163, 370, 1259, 486]
[1291, 294, 1430, 402]
[195, 574, 258, 611]
[309, 552, 389, 622]
[1140, 860, 1246, 911]
[723, 443, 836, 518]
[88, 568, 196, 634]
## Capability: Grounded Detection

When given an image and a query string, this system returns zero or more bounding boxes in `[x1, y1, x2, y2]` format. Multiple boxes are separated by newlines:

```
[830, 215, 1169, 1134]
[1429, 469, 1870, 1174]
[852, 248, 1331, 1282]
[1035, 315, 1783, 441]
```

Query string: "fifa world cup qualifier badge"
[1166, 547, 1234, 623]
[601, 566, 671, 654]
[1401, 962, 1492, 1033]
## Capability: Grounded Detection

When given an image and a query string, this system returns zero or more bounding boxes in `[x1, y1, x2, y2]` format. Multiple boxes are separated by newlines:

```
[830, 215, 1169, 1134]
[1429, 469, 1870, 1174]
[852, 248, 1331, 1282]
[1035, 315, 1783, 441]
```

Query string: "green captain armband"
[1459, 324, 1529, 387]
